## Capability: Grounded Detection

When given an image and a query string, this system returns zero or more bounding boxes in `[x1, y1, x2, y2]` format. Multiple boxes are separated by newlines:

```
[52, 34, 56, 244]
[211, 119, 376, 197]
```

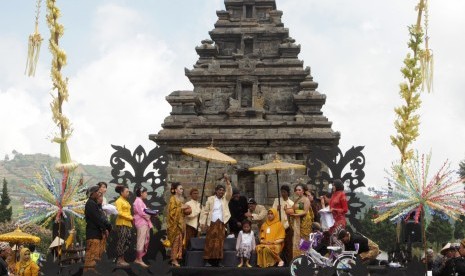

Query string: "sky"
[0, 0, 464, 189]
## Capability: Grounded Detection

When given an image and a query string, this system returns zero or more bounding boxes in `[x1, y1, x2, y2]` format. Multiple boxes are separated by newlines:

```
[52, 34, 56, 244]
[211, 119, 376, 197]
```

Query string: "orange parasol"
[181, 140, 237, 232]
[249, 153, 306, 220]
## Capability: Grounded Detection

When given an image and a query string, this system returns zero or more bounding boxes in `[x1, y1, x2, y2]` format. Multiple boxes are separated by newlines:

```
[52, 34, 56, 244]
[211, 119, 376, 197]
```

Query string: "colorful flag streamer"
[18, 166, 87, 227]
[372, 152, 465, 227]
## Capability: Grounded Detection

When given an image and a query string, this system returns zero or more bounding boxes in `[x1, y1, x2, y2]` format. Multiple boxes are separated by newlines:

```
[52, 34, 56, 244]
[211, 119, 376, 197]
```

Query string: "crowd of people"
[78, 177, 383, 271]
[0, 243, 40, 276]
[83, 182, 156, 272]
[164, 176, 382, 268]
[422, 242, 465, 276]
[14, 176, 461, 275]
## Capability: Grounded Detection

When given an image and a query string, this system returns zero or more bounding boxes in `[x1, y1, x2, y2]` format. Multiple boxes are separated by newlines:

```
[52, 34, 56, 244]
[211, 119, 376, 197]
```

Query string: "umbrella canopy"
[0, 227, 41, 244]
[49, 236, 65, 248]
[181, 145, 237, 164]
[248, 154, 306, 172]
[181, 141, 237, 233]
[249, 153, 306, 220]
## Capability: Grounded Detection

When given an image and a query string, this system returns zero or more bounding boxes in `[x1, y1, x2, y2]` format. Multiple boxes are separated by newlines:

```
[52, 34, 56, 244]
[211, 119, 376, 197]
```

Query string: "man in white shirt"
[185, 188, 202, 249]
[200, 174, 232, 267]
[272, 184, 294, 229]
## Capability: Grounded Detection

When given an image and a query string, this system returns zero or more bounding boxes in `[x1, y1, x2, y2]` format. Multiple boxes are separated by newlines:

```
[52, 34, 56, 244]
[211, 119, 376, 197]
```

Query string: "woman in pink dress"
[329, 179, 348, 234]
[133, 187, 153, 268]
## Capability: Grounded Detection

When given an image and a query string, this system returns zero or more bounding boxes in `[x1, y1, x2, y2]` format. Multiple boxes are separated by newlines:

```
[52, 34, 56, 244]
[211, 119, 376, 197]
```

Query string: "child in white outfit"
[236, 220, 256, 267]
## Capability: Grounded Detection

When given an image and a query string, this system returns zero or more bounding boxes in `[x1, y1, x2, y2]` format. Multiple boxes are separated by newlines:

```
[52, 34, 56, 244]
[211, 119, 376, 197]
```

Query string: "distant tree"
[426, 212, 453, 245]
[359, 207, 397, 251]
[3, 154, 9, 161]
[459, 159, 465, 182]
[0, 178, 12, 222]
[454, 215, 465, 240]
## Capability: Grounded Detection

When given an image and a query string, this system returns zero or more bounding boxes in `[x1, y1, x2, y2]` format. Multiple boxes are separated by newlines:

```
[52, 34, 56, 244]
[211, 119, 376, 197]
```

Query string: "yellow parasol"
[249, 153, 306, 220]
[181, 140, 237, 232]
[181, 145, 237, 165]
[0, 227, 41, 244]
[0, 227, 41, 263]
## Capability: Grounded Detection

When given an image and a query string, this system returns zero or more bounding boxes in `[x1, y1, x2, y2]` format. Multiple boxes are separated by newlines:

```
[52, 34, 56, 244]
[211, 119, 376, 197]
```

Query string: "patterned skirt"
[184, 225, 198, 250]
[84, 239, 102, 271]
[171, 232, 183, 260]
[204, 220, 226, 260]
[116, 225, 132, 257]
[236, 244, 253, 259]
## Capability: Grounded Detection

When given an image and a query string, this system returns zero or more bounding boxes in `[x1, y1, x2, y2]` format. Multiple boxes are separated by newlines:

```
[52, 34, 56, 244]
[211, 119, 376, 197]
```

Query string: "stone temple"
[150, 0, 340, 205]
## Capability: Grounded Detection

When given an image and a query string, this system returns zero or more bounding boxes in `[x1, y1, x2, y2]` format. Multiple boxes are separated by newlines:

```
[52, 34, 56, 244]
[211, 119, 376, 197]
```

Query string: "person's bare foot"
[245, 262, 252, 268]
[117, 261, 130, 267]
[171, 261, 180, 267]
[135, 260, 149, 268]
[237, 262, 243, 268]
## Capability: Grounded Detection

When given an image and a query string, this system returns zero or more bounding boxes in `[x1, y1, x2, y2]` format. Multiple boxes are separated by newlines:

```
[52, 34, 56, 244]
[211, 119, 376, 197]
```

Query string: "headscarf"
[0, 242, 9, 252]
[17, 248, 34, 275]
[260, 208, 285, 243]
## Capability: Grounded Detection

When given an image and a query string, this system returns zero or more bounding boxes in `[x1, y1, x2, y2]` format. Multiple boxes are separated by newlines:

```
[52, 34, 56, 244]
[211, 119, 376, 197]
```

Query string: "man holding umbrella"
[200, 174, 232, 267]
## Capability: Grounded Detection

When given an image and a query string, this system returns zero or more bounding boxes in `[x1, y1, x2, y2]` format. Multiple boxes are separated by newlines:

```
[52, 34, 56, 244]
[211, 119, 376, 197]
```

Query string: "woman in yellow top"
[16, 248, 39, 276]
[115, 184, 133, 267]
[289, 183, 314, 258]
[255, 208, 285, 267]
[167, 182, 188, 267]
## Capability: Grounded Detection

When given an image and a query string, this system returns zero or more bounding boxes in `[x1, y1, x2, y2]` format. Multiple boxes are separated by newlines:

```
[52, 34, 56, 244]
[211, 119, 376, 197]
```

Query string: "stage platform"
[172, 267, 290, 276]
[170, 265, 408, 276]
[70, 263, 409, 276]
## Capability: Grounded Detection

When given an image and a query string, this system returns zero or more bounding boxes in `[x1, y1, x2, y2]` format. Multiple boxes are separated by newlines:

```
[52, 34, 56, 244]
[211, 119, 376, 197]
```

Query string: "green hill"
[0, 152, 112, 216]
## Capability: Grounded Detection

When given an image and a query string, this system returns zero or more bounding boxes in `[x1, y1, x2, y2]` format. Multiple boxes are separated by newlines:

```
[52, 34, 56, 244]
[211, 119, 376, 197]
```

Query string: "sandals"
[277, 261, 284, 267]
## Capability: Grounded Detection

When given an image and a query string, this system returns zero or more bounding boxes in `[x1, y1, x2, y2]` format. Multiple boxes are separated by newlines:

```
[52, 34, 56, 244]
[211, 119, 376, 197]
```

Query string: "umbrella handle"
[276, 170, 281, 221]
[196, 161, 210, 234]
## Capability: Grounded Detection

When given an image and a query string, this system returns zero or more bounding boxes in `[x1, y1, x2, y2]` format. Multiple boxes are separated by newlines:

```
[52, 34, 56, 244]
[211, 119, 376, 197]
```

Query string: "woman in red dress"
[329, 179, 348, 234]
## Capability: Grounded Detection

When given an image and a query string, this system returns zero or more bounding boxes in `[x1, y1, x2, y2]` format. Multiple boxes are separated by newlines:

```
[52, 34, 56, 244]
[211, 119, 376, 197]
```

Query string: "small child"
[236, 220, 256, 268]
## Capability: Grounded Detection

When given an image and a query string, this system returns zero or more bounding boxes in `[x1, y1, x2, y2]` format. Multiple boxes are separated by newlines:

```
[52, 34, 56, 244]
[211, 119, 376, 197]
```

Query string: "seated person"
[256, 208, 285, 268]
[245, 198, 267, 238]
[310, 222, 330, 256]
[337, 229, 380, 264]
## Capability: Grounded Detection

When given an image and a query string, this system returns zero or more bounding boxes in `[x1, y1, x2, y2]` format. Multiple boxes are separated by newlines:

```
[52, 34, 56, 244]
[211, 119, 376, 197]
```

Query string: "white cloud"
[1, 0, 464, 190]
[66, 4, 179, 166]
